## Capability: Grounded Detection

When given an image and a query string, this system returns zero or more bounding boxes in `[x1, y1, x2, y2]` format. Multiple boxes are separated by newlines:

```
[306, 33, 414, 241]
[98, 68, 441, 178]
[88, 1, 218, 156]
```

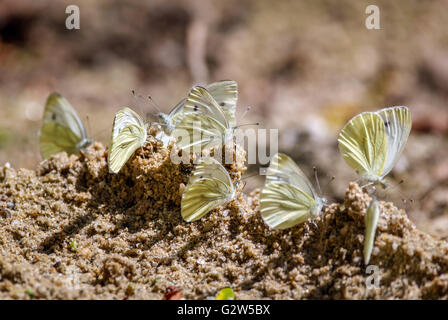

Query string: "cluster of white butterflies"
[39, 83, 411, 265]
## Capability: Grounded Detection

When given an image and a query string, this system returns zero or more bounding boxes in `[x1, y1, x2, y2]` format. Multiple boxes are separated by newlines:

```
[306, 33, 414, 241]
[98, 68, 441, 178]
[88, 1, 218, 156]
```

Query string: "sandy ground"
[1, 0, 448, 299]
[1, 0, 448, 239]
[0, 131, 447, 299]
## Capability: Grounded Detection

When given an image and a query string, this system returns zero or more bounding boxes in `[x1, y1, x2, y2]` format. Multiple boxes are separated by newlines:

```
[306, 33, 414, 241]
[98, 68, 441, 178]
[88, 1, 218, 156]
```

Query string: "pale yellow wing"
[376, 106, 411, 178]
[40, 92, 92, 159]
[265, 153, 317, 198]
[260, 153, 321, 230]
[108, 107, 148, 174]
[364, 198, 380, 264]
[157, 81, 237, 146]
[172, 86, 231, 153]
[206, 80, 238, 128]
[338, 112, 388, 180]
[181, 157, 235, 222]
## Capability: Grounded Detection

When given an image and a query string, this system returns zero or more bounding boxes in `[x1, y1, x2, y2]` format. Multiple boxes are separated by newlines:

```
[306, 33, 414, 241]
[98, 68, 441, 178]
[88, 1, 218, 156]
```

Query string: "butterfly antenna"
[232, 122, 260, 136]
[233, 122, 260, 129]
[391, 179, 404, 189]
[391, 180, 414, 208]
[147, 95, 161, 113]
[84, 111, 111, 144]
[131, 89, 160, 121]
[145, 95, 165, 123]
[323, 175, 335, 193]
[131, 89, 147, 117]
[313, 167, 323, 195]
[240, 106, 252, 121]
[85, 114, 92, 137]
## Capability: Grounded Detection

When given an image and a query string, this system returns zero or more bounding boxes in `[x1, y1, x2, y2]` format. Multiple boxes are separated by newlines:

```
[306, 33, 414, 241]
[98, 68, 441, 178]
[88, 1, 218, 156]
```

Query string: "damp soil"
[0, 133, 447, 300]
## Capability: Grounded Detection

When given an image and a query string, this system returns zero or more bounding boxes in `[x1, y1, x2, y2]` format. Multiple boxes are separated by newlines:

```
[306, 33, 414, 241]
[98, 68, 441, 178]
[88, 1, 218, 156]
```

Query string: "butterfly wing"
[364, 198, 380, 264]
[108, 107, 148, 174]
[376, 106, 411, 178]
[181, 157, 235, 222]
[158, 81, 237, 146]
[182, 86, 228, 124]
[173, 86, 231, 152]
[338, 112, 388, 180]
[264, 153, 317, 197]
[158, 99, 186, 133]
[260, 153, 320, 230]
[40, 92, 91, 159]
[156, 99, 186, 147]
[206, 80, 238, 128]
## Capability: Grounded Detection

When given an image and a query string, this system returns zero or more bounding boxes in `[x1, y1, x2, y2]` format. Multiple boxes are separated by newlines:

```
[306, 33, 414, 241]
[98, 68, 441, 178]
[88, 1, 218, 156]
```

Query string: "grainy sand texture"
[0, 133, 447, 299]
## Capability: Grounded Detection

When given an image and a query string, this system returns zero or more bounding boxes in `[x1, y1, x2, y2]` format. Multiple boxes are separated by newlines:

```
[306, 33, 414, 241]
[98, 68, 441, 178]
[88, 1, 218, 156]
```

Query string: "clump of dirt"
[0, 134, 447, 299]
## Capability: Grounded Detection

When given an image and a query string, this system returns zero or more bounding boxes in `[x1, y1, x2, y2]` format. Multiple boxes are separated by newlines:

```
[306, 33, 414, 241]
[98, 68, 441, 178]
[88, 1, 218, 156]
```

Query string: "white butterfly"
[156, 80, 238, 147]
[181, 157, 240, 222]
[108, 107, 148, 174]
[171, 85, 234, 154]
[338, 106, 411, 187]
[260, 153, 326, 230]
[40, 92, 92, 159]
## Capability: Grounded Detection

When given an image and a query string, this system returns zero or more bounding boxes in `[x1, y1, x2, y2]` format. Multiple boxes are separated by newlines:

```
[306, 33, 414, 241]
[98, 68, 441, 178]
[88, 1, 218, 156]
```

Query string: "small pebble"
[0, 208, 11, 218]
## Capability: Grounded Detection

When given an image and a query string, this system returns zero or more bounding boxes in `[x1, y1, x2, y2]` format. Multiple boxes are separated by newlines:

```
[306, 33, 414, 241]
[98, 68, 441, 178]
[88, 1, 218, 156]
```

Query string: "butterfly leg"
[360, 182, 376, 194]
[140, 146, 147, 162]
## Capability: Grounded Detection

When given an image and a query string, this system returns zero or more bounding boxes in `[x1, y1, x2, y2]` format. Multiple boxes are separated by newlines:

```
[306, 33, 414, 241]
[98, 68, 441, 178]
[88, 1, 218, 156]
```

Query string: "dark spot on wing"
[193, 105, 199, 111]
[220, 102, 225, 107]
[180, 165, 192, 175]
[52, 113, 56, 121]
[384, 121, 390, 128]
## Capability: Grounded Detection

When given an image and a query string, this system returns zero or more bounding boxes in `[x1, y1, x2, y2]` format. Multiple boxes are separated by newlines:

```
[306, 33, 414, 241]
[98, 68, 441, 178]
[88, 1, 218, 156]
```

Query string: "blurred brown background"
[0, 0, 447, 235]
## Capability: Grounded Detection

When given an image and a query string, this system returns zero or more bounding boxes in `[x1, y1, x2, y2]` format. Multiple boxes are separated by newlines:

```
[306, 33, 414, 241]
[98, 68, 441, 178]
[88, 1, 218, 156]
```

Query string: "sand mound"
[0, 136, 447, 299]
